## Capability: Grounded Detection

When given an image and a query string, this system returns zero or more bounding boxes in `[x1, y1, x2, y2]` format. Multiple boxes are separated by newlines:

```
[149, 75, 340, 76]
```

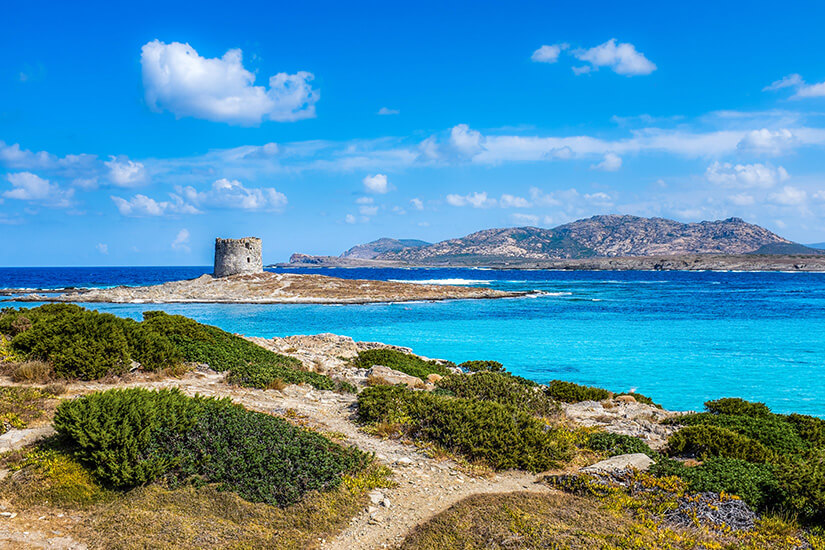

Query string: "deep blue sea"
[2, 266, 824, 417]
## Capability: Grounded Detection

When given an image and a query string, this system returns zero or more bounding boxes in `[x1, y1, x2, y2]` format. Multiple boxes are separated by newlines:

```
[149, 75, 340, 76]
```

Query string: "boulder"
[426, 373, 443, 384]
[367, 365, 425, 388]
[581, 453, 654, 474]
[615, 394, 637, 404]
[0, 426, 56, 453]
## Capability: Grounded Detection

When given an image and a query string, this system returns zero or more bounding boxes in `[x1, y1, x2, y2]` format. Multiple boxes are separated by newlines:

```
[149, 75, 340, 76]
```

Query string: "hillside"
[378, 215, 813, 263]
[341, 238, 431, 259]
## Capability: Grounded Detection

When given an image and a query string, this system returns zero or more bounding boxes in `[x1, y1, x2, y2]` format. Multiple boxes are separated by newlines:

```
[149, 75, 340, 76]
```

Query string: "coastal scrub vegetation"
[434, 370, 559, 418]
[53, 388, 368, 507]
[0, 385, 58, 433]
[351, 348, 452, 380]
[0, 305, 338, 390]
[357, 384, 572, 471]
[1, 389, 392, 549]
[662, 397, 825, 524]
[396, 488, 822, 550]
[545, 379, 612, 402]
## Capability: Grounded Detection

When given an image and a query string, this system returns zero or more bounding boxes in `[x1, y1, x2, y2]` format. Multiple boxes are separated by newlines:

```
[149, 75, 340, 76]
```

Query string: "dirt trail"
[65, 371, 551, 549]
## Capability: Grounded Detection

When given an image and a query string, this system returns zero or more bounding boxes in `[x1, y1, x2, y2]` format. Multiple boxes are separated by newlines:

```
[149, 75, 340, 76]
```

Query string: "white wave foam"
[389, 278, 492, 285]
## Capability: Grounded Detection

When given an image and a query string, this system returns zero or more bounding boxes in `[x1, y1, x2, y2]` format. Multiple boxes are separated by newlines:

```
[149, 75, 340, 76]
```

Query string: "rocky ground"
[0, 332, 677, 549]
[11, 272, 525, 305]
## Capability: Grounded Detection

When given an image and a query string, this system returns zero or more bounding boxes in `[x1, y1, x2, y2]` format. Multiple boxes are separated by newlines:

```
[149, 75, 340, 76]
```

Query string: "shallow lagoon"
[2, 266, 824, 416]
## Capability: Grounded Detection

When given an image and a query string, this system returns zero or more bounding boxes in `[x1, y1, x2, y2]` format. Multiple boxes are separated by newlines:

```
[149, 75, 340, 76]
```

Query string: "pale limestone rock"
[581, 453, 654, 474]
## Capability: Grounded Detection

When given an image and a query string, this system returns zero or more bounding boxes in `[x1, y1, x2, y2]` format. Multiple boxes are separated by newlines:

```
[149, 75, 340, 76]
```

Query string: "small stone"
[368, 490, 384, 505]
[381, 498, 391, 508]
[394, 457, 413, 466]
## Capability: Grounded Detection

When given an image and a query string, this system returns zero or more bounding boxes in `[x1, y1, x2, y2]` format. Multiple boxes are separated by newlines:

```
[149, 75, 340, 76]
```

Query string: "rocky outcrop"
[367, 365, 427, 388]
[563, 399, 680, 450]
[15, 272, 524, 305]
[581, 453, 654, 474]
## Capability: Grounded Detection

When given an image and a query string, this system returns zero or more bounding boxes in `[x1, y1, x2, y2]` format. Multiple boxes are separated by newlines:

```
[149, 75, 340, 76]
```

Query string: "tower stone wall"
[213, 237, 263, 277]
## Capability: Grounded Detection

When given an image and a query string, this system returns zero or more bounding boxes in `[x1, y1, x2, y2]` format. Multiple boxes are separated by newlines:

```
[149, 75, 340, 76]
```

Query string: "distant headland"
[282, 214, 825, 271]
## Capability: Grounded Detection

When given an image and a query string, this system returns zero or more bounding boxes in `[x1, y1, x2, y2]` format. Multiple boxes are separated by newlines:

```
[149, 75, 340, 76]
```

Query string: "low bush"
[670, 412, 807, 455]
[786, 413, 825, 448]
[11, 360, 53, 383]
[545, 380, 611, 403]
[351, 349, 451, 380]
[0, 305, 180, 379]
[141, 311, 337, 391]
[459, 360, 504, 373]
[435, 371, 558, 418]
[585, 432, 655, 458]
[357, 385, 571, 471]
[667, 425, 771, 463]
[773, 450, 825, 524]
[226, 361, 336, 391]
[676, 458, 782, 511]
[705, 397, 772, 417]
[53, 388, 205, 487]
[54, 388, 369, 507]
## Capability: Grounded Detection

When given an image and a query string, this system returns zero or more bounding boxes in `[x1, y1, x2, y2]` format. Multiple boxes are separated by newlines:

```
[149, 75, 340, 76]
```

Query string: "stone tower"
[213, 237, 263, 277]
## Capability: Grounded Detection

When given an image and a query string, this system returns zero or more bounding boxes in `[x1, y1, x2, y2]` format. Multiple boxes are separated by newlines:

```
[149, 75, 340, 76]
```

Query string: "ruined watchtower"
[213, 237, 263, 278]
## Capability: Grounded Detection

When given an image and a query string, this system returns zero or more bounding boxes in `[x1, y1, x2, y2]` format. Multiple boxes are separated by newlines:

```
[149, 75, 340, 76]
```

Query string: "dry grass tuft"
[266, 378, 287, 391]
[11, 360, 54, 383]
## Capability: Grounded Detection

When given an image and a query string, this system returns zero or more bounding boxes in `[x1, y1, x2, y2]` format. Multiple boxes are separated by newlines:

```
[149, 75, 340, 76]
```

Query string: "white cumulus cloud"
[104, 156, 146, 187]
[592, 152, 622, 171]
[140, 40, 319, 126]
[363, 173, 389, 194]
[531, 43, 568, 63]
[769, 186, 807, 206]
[449, 124, 484, 157]
[446, 191, 496, 208]
[736, 128, 795, 155]
[572, 39, 656, 76]
[3, 172, 74, 207]
[179, 178, 287, 210]
[706, 161, 789, 189]
[111, 194, 192, 217]
[500, 194, 530, 208]
[410, 198, 424, 210]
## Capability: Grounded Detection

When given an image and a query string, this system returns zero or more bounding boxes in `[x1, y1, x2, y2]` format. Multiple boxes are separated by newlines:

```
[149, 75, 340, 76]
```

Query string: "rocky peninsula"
[12, 271, 524, 304]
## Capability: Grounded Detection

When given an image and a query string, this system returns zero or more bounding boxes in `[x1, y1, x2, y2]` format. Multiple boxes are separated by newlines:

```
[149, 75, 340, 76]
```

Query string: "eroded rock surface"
[15, 272, 524, 304]
[563, 400, 680, 450]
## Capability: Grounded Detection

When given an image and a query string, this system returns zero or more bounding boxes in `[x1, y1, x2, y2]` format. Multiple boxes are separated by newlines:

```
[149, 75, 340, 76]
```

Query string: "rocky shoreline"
[10, 271, 525, 304]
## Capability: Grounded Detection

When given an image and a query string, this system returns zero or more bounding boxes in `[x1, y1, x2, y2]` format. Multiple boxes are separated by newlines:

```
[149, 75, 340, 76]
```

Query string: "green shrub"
[435, 372, 557, 418]
[545, 380, 610, 403]
[459, 360, 504, 373]
[678, 458, 781, 511]
[141, 311, 336, 391]
[0, 305, 180, 379]
[54, 388, 368, 507]
[357, 385, 571, 471]
[773, 450, 825, 524]
[667, 425, 771, 463]
[53, 388, 204, 487]
[227, 361, 335, 391]
[585, 432, 655, 458]
[786, 413, 825, 448]
[670, 413, 806, 455]
[352, 349, 451, 380]
[159, 399, 369, 506]
[705, 397, 772, 418]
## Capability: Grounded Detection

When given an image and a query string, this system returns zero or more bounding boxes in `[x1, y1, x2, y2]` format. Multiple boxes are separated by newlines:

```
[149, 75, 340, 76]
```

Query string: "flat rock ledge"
[13, 272, 526, 305]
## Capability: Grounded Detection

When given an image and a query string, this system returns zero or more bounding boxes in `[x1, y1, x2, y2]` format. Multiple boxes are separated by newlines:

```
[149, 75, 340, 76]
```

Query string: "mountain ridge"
[286, 215, 824, 269]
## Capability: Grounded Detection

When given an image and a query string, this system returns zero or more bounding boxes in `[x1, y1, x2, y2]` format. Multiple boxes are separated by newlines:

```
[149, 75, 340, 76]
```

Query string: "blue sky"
[2, 0, 825, 265]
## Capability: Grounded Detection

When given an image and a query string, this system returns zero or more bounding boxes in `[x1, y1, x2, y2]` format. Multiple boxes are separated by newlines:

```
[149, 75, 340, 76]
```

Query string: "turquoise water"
[2, 266, 824, 416]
